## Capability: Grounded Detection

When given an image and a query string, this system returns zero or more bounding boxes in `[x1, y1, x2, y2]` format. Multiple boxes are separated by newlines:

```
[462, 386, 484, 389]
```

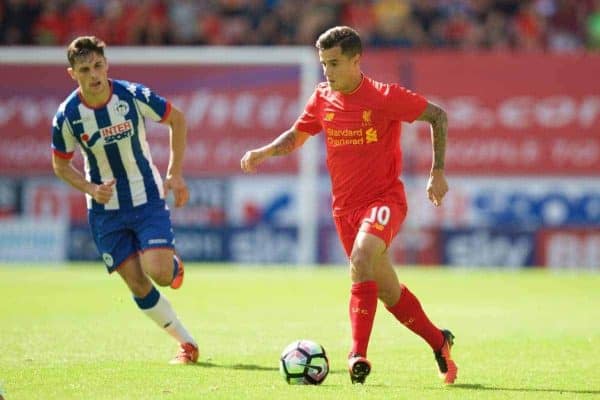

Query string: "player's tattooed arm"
[241, 128, 310, 173]
[417, 101, 449, 206]
[271, 128, 309, 156]
[416, 101, 448, 171]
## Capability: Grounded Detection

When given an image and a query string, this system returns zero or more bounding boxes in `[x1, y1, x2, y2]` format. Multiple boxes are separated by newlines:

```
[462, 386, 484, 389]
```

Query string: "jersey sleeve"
[294, 89, 322, 135]
[130, 82, 172, 123]
[51, 107, 76, 159]
[384, 84, 428, 123]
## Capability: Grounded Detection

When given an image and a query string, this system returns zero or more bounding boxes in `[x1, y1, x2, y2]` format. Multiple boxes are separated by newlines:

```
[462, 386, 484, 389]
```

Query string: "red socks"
[350, 282, 444, 355]
[386, 285, 444, 351]
[349, 280, 378, 357]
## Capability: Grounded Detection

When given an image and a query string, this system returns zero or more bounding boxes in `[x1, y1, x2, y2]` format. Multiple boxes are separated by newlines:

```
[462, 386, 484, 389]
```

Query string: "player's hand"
[426, 169, 448, 207]
[240, 149, 270, 173]
[91, 179, 115, 204]
[164, 174, 189, 208]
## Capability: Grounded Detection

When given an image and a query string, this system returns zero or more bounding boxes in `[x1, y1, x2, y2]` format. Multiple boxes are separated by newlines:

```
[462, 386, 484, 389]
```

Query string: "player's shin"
[133, 286, 196, 346]
[349, 280, 378, 357]
[385, 285, 444, 350]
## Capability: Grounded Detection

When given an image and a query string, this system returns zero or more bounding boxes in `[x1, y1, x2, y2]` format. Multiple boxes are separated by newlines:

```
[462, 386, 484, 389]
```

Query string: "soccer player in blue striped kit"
[51, 36, 198, 364]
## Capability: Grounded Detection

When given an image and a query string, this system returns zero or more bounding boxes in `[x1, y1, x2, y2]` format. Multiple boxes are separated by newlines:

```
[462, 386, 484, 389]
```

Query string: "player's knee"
[349, 249, 373, 281]
[350, 248, 370, 269]
[141, 252, 176, 286]
[141, 263, 170, 287]
[151, 270, 172, 287]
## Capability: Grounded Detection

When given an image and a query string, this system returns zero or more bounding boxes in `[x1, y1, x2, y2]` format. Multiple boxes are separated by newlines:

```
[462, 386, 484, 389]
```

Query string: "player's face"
[319, 46, 361, 93]
[68, 52, 109, 103]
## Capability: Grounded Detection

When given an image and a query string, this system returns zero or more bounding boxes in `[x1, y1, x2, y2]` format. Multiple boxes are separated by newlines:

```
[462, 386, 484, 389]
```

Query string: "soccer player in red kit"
[241, 26, 457, 385]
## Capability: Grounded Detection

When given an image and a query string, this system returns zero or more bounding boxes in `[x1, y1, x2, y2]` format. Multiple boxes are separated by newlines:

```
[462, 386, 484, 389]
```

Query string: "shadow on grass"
[195, 363, 386, 386]
[185, 365, 600, 393]
[197, 362, 354, 374]
[197, 361, 278, 371]
[196, 364, 375, 377]
[448, 383, 600, 395]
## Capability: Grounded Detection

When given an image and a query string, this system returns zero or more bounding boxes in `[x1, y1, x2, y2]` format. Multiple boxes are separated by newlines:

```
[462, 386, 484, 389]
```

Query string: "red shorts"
[333, 195, 408, 258]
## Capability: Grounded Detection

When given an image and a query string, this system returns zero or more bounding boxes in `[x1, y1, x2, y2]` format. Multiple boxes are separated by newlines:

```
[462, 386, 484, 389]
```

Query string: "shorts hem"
[107, 251, 140, 274]
[139, 245, 175, 253]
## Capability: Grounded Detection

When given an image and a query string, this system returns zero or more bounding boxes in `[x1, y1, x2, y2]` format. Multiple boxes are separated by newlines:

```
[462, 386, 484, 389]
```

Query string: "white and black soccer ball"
[279, 339, 329, 385]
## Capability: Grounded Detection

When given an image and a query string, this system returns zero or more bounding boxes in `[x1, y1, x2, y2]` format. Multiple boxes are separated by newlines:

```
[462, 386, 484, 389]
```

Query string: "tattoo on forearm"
[417, 103, 448, 170]
[431, 116, 447, 170]
[272, 130, 297, 156]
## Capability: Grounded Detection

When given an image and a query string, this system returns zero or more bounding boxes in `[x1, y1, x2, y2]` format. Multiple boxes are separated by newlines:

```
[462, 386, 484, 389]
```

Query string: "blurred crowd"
[1, 0, 599, 51]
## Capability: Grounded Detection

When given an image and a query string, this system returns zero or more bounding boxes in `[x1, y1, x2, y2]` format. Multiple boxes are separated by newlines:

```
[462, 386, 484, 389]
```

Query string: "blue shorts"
[88, 201, 175, 273]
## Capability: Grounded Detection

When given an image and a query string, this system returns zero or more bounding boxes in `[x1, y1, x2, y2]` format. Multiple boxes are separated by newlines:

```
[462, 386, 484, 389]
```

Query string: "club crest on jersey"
[114, 100, 130, 116]
[362, 109, 372, 125]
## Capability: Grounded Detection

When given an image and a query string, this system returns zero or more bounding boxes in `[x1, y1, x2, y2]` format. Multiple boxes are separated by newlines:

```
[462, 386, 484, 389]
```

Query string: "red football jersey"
[295, 75, 427, 216]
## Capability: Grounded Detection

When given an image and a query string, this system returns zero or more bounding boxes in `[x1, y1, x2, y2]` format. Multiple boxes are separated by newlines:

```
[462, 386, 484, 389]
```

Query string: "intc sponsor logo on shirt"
[101, 120, 133, 143]
[81, 120, 134, 146]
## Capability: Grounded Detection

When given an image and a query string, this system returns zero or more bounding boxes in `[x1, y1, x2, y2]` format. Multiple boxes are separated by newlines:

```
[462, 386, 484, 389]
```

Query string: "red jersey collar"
[343, 74, 365, 96]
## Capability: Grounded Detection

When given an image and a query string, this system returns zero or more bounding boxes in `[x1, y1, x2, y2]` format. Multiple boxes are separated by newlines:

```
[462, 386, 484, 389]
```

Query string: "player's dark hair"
[67, 36, 106, 67]
[316, 26, 362, 57]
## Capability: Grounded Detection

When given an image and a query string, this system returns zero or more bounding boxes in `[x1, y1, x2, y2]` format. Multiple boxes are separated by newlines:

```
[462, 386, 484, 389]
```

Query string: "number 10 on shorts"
[363, 205, 391, 228]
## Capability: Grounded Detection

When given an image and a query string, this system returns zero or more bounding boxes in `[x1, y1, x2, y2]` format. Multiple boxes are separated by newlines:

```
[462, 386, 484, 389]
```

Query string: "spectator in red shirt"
[34, 1, 66, 45]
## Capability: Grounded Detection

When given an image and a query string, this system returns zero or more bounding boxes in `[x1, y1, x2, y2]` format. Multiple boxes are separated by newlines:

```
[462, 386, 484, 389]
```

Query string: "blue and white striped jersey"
[52, 79, 171, 211]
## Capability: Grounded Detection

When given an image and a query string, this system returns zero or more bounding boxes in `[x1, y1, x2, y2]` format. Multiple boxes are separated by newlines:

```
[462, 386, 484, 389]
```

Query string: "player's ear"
[67, 67, 76, 81]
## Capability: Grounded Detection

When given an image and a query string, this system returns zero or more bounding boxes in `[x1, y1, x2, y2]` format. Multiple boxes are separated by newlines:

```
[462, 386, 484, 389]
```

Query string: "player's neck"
[79, 80, 111, 108]
[340, 73, 363, 95]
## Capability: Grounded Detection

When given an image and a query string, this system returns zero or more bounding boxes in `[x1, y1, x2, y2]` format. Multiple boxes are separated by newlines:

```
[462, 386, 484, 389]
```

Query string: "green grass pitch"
[1, 264, 599, 399]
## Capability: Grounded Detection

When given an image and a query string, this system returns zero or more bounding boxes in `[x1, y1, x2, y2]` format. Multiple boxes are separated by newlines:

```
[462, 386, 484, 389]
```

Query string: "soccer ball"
[279, 339, 329, 385]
